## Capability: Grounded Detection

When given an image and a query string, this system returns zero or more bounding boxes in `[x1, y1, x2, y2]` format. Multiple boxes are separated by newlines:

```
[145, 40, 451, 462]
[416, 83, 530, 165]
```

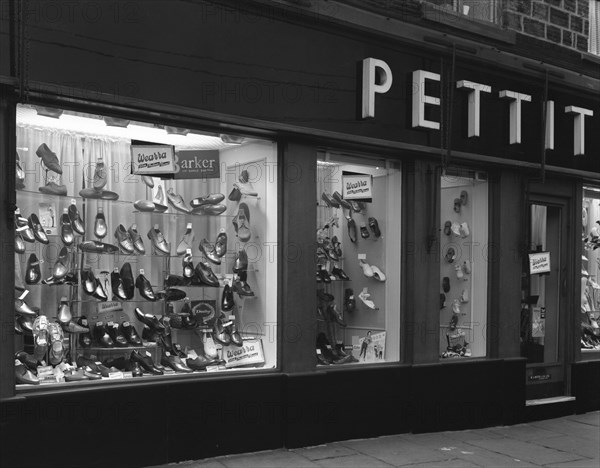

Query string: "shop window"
[439, 171, 488, 359]
[14, 104, 278, 387]
[581, 187, 600, 351]
[315, 154, 401, 365]
[425, 0, 500, 24]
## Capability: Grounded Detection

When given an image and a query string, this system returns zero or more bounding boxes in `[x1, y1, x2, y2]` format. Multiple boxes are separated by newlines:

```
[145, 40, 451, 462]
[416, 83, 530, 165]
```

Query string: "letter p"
[362, 58, 393, 119]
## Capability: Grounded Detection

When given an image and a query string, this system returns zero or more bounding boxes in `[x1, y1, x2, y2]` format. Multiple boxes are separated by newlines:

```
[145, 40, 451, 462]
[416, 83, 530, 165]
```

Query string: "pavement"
[149, 411, 599, 468]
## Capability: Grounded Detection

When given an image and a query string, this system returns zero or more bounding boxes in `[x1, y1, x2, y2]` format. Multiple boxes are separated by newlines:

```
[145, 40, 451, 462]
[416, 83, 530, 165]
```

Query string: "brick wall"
[502, 0, 590, 51]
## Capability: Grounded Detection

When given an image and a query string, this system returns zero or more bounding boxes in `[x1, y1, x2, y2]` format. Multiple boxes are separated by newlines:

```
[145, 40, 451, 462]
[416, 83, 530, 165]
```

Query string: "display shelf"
[133, 210, 235, 218]
[82, 343, 158, 352]
[17, 189, 130, 205]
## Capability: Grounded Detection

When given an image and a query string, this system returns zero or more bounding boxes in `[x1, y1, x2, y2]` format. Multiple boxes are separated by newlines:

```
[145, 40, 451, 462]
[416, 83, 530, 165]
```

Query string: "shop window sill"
[422, 3, 516, 45]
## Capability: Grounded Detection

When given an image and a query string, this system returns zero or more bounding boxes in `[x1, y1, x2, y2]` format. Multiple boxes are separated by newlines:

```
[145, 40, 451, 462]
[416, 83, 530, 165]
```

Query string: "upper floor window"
[591, 0, 600, 55]
[426, 0, 500, 24]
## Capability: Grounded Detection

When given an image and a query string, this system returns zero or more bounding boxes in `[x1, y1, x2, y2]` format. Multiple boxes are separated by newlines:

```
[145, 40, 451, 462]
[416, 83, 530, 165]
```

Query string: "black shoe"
[232, 278, 254, 297]
[229, 322, 243, 347]
[130, 350, 163, 375]
[121, 321, 143, 346]
[331, 265, 350, 281]
[15, 351, 39, 371]
[92, 278, 108, 301]
[81, 269, 97, 295]
[166, 274, 191, 287]
[134, 307, 165, 332]
[130, 361, 144, 377]
[135, 274, 157, 301]
[327, 304, 347, 327]
[347, 216, 357, 243]
[36, 143, 62, 174]
[68, 204, 85, 235]
[186, 353, 216, 370]
[317, 289, 335, 303]
[182, 253, 194, 279]
[52, 246, 70, 280]
[344, 289, 356, 313]
[28, 213, 49, 244]
[360, 223, 370, 239]
[161, 351, 193, 373]
[25, 253, 41, 284]
[199, 238, 221, 265]
[368, 217, 381, 237]
[76, 356, 102, 374]
[213, 318, 231, 346]
[157, 288, 186, 302]
[120, 263, 135, 300]
[93, 322, 114, 347]
[77, 316, 92, 347]
[317, 266, 331, 283]
[111, 270, 128, 301]
[221, 284, 235, 311]
[106, 322, 129, 347]
[233, 249, 248, 273]
[60, 213, 74, 246]
[215, 232, 227, 257]
[194, 262, 220, 287]
[94, 208, 107, 238]
[15, 361, 40, 385]
[142, 325, 161, 343]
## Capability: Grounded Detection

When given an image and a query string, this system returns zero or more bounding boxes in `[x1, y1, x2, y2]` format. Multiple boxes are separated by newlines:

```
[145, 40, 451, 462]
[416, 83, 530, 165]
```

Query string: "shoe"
[61, 319, 89, 334]
[92, 278, 108, 301]
[141, 175, 154, 188]
[344, 288, 356, 312]
[445, 247, 456, 263]
[347, 216, 357, 243]
[58, 213, 74, 246]
[452, 299, 461, 315]
[166, 274, 190, 287]
[99, 190, 119, 200]
[349, 200, 363, 213]
[15, 361, 39, 385]
[16, 151, 25, 190]
[321, 191, 340, 208]
[106, 322, 129, 347]
[317, 289, 334, 302]
[133, 200, 156, 212]
[229, 322, 243, 347]
[16, 214, 36, 243]
[191, 204, 227, 216]
[186, 353, 216, 370]
[233, 249, 249, 273]
[28, 213, 49, 244]
[232, 203, 252, 242]
[134, 307, 165, 332]
[78, 240, 119, 253]
[157, 288, 186, 302]
[32, 315, 49, 361]
[94, 208, 107, 238]
[194, 262, 220, 287]
[459, 222, 470, 238]
[36, 143, 62, 174]
[451, 222, 461, 237]
[317, 266, 331, 283]
[360, 223, 370, 239]
[15, 234, 25, 253]
[52, 246, 70, 280]
[202, 334, 219, 359]
[454, 198, 461, 213]
[142, 325, 161, 343]
[233, 181, 258, 197]
[114, 224, 134, 254]
[166, 188, 191, 213]
[369, 217, 381, 237]
[442, 276, 450, 293]
[25, 253, 41, 284]
[358, 289, 376, 309]
[120, 262, 135, 299]
[48, 322, 64, 365]
[63, 368, 90, 382]
[82, 367, 102, 380]
[15, 298, 38, 316]
[455, 264, 464, 280]
[147, 226, 170, 255]
[443, 221, 452, 236]
[93, 322, 114, 347]
[213, 318, 231, 346]
[460, 288, 469, 303]
[232, 278, 254, 296]
[332, 192, 352, 210]
[328, 304, 347, 327]
[176, 225, 195, 255]
[331, 265, 350, 281]
[161, 352, 193, 373]
[460, 190, 468, 206]
[228, 186, 242, 202]
[77, 317, 92, 347]
[136, 274, 157, 301]
[111, 270, 128, 301]
[215, 232, 227, 257]
[39, 182, 67, 196]
[56, 297, 72, 324]
[130, 350, 163, 375]
[80, 269, 96, 295]
[15, 351, 39, 372]
[79, 187, 103, 199]
[182, 253, 194, 279]
[130, 361, 144, 377]
[463, 261, 471, 275]
[449, 314, 459, 330]
[93, 160, 107, 190]
[371, 265, 386, 282]
[221, 284, 235, 311]
[121, 321, 143, 346]
[359, 259, 374, 278]
[155, 184, 165, 205]
[199, 238, 221, 265]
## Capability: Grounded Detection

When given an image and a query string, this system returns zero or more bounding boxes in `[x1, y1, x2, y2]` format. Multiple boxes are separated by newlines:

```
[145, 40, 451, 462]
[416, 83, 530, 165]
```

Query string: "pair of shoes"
[111, 263, 135, 301]
[190, 193, 226, 215]
[56, 297, 89, 334]
[358, 289, 376, 309]
[199, 233, 227, 264]
[59, 204, 84, 244]
[133, 199, 168, 213]
[213, 316, 243, 347]
[136, 273, 158, 301]
[359, 259, 386, 281]
[193, 262, 220, 287]
[232, 203, 252, 242]
[81, 269, 108, 301]
[114, 224, 145, 254]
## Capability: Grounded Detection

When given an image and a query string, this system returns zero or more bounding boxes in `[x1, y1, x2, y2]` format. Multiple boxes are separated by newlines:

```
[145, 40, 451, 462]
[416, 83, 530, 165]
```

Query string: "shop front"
[0, 1, 599, 466]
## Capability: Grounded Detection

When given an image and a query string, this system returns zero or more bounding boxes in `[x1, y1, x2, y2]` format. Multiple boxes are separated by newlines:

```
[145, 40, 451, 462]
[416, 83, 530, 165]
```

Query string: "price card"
[358, 253, 367, 260]
[186, 223, 193, 230]
[18, 290, 29, 300]
[139, 269, 145, 275]
[316, 349, 322, 355]
[71, 199, 77, 205]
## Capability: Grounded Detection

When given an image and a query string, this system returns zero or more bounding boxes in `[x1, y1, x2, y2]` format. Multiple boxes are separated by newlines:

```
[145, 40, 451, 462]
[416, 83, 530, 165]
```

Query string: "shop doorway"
[521, 197, 570, 400]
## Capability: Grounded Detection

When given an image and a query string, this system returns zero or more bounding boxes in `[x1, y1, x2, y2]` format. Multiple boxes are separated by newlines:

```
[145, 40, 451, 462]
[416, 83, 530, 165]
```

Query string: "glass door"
[520, 199, 569, 399]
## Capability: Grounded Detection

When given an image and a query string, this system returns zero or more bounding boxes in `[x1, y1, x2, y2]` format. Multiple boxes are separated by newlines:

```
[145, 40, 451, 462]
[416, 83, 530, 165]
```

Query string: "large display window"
[14, 104, 278, 387]
[315, 153, 401, 365]
[439, 170, 488, 359]
[581, 187, 600, 352]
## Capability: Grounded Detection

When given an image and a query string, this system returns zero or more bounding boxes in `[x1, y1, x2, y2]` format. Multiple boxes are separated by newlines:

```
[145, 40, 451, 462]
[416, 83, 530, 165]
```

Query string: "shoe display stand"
[439, 174, 488, 359]
[580, 194, 600, 351]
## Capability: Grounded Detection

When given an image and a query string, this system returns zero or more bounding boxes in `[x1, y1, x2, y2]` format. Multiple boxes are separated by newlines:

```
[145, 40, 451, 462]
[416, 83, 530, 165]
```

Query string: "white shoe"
[370, 265, 386, 282]
[359, 259, 374, 278]
[452, 299, 461, 315]
[202, 333, 219, 359]
[460, 289, 469, 303]
[359, 289, 376, 309]
[451, 222, 461, 237]
[462, 261, 471, 275]
[455, 264, 464, 280]
[460, 222, 470, 238]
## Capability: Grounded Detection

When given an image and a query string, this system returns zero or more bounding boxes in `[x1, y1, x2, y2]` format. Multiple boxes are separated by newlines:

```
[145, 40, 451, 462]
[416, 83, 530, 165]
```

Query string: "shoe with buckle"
[25, 253, 41, 284]
[199, 238, 221, 265]
[166, 188, 191, 213]
[194, 262, 220, 287]
[136, 274, 157, 301]
[114, 224, 134, 254]
[147, 226, 170, 255]
[36, 143, 62, 174]
[28, 213, 49, 244]
[94, 208, 107, 238]
[59, 213, 74, 246]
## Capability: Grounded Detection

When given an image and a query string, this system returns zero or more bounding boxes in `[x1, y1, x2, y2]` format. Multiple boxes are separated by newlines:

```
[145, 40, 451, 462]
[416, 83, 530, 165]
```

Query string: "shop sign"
[342, 173, 373, 200]
[223, 339, 265, 368]
[131, 144, 176, 175]
[529, 372, 551, 381]
[174, 150, 220, 179]
[529, 252, 551, 275]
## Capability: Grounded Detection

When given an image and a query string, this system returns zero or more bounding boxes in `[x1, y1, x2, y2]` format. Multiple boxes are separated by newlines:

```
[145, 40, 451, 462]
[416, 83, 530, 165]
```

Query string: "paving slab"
[466, 437, 584, 466]
[546, 459, 600, 468]
[400, 459, 480, 468]
[314, 453, 395, 467]
[530, 418, 600, 441]
[565, 412, 600, 427]
[530, 435, 600, 460]
[340, 436, 450, 466]
[218, 450, 318, 468]
[485, 423, 563, 441]
[292, 444, 358, 461]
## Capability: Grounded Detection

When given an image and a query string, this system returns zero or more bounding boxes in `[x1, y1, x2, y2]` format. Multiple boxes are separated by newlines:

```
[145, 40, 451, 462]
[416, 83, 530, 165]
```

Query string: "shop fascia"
[362, 57, 595, 156]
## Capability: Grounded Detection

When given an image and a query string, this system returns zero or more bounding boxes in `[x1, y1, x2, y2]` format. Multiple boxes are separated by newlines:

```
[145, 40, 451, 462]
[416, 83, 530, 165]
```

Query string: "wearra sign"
[361, 58, 594, 156]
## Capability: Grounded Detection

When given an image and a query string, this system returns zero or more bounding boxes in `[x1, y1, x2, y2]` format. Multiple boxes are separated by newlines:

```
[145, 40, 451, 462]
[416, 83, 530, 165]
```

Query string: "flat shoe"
[36, 143, 62, 174]
[369, 217, 381, 237]
[94, 208, 107, 238]
[68, 204, 85, 235]
[39, 182, 67, 196]
[25, 253, 41, 284]
[347, 217, 357, 243]
[167, 188, 191, 213]
[28, 213, 49, 244]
